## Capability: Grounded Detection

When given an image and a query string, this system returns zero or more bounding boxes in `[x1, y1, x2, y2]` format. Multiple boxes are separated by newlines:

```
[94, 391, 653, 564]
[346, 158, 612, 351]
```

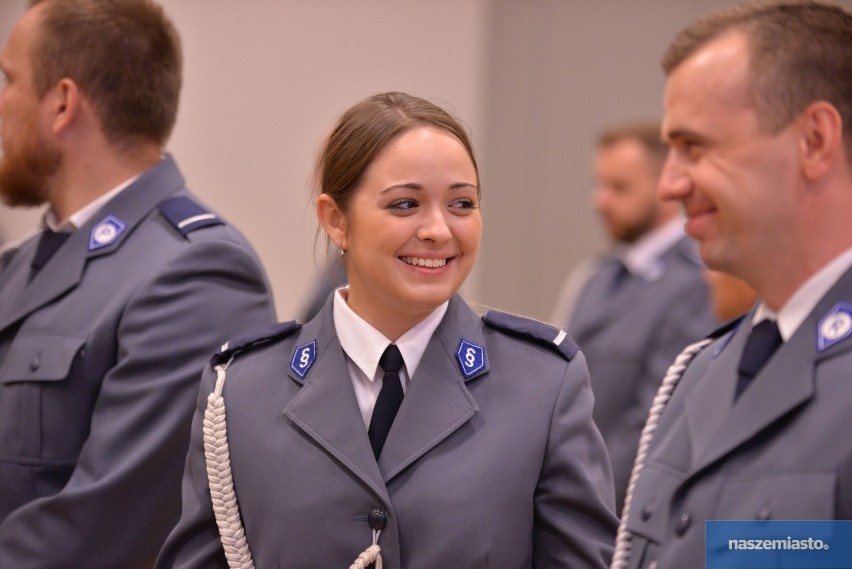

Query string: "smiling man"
[612, 2, 852, 569]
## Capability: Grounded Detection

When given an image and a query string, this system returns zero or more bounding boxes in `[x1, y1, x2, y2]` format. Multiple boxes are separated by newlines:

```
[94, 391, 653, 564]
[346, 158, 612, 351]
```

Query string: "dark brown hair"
[28, 0, 182, 148]
[663, 0, 852, 157]
[316, 92, 479, 212]
[598, 121, 667, 174]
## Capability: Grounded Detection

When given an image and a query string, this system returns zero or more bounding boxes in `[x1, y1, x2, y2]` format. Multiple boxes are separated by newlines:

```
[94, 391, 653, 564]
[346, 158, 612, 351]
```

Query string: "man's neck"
[49, 144, 161, 223]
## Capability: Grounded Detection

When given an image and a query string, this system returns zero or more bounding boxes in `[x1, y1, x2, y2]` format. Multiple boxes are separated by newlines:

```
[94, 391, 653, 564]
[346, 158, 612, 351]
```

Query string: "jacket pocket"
[0, 333, 86, 383]
[717, 472, 836, 520]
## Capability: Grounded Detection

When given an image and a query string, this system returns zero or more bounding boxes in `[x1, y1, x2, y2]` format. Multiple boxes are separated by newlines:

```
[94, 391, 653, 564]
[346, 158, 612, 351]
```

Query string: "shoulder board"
[709, 314, 746, 340]
[483, 310, 578, 361]
[211, 321, 301, 366]
[158, 196, 224, 237]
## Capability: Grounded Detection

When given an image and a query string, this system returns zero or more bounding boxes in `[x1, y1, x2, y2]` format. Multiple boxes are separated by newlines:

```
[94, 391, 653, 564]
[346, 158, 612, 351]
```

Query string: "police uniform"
[0, 155, 276, 568]
[564, 234, 717, 513]
[157, 294, 619, 569]
[615, 265, 852, 569]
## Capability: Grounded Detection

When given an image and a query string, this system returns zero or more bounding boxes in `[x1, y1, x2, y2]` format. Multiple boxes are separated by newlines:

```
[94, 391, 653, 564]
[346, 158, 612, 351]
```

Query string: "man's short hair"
[662, 0, 852, 159]
[598, 122, 667, 174]
[29, 0, 182, 149]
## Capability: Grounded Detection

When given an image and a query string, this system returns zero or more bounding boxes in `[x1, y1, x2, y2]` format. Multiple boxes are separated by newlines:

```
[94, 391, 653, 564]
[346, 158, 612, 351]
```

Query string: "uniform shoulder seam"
[482, 310, 578, 361]
[211, 321, 300, 366]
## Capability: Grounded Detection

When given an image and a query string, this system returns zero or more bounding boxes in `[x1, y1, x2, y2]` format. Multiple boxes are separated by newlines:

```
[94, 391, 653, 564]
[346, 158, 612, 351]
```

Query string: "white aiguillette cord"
[203, 358, 385, 569]
[610, 338, 712, 569]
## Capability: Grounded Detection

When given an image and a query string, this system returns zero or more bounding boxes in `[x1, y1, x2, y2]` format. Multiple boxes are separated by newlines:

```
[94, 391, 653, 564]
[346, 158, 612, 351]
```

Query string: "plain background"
[2, 0, 850, 323]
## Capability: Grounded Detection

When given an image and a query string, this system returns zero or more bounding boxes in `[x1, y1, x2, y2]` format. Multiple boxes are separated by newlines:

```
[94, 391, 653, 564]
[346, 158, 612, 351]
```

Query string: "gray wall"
[2, 0, 850, 322]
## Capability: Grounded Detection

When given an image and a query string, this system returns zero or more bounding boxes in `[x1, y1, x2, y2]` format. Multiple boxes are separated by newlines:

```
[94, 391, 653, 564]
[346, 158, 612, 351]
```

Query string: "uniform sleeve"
[0, 239, 275, 568]
[534, 351, 619, 569]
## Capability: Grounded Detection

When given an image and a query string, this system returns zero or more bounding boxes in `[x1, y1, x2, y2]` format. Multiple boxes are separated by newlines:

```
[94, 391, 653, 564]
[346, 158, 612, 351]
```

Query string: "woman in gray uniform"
[157, 91, 617, 569]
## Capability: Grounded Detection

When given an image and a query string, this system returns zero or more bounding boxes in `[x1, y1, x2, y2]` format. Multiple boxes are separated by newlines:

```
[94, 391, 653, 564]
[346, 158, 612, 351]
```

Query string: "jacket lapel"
[378, 296, 483, 482]
[688, 321, 814, 474]
[0, 154, 185, 333]
[684, 319, 747, 468]
[684, 266, 852, 475]
[282, 304, 390, 506]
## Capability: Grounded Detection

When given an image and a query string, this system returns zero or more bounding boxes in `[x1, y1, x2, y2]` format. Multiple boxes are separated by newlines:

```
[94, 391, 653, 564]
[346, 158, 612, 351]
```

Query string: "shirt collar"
[616, 217, 685, 280]
[752, 246, 852, 341]
[43, 174, 141, 232]
[333, 287, 448, 381]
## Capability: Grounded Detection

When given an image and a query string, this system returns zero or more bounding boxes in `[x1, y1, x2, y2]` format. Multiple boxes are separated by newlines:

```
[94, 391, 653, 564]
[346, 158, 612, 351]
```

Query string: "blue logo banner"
[706, 520, 852, 569]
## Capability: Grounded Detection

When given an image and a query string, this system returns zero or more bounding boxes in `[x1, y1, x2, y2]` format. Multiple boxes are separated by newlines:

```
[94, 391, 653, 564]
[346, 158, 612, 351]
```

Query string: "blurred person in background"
[552, 122, 717, 514]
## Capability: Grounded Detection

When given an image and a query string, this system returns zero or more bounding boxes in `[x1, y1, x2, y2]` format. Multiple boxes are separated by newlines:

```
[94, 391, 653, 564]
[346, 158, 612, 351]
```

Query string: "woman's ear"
[316, 194, 348, 251]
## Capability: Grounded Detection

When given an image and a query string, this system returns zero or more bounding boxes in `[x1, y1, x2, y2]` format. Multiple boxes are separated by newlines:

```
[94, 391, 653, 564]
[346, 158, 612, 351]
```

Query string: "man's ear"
[44, 78, 80, 135]
[798, 100, 842, 182]
[316, 193, 348, 252]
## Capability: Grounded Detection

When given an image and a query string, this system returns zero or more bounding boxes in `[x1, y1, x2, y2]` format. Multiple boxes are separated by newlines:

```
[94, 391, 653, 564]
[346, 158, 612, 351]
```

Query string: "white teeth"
[402, 256, 447, 268]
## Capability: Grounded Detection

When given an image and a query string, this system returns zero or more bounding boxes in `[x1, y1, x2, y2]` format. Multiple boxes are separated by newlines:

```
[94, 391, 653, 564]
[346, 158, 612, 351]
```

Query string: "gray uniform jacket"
[566, 236, 716, 513]
[157, 295, 619, 568]
[0, 155, 276, 568]
[620, 266, 852, 569]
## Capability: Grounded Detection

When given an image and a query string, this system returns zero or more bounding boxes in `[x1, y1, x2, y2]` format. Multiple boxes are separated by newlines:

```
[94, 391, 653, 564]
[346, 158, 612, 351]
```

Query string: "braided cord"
[610, 338, 712, 569]
[204, 359, 255, 569]
[203, 359, 385, 569]
[348, 544, 383, 569]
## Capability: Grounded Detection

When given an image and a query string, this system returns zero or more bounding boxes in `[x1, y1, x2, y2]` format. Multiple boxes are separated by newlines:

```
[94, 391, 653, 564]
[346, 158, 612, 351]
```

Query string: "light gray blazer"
[0, 155, 276, 568]
[157, 295, 618, 568]
[566, 236, 717, 513]
[620, 267, 852, 569]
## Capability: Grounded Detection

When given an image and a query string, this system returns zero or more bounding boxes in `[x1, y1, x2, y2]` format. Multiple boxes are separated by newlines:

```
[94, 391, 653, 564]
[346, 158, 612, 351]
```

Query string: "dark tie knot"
[738, 319, 783, 380]
[31, 229, 72, 273]
[380, 344, 404, 374]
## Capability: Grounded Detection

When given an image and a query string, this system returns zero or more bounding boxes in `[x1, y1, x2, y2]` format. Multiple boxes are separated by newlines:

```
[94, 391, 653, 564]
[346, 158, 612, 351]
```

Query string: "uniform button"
[641, 505, 653, 521]
[367, 508, 387, 531]
[675, 512, 691, 536]
[30, 355, 40, 372]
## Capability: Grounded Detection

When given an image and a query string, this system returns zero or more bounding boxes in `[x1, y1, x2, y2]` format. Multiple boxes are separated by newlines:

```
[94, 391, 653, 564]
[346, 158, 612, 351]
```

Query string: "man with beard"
[552, 123, 717, 515]
[0, 1, 276, 567]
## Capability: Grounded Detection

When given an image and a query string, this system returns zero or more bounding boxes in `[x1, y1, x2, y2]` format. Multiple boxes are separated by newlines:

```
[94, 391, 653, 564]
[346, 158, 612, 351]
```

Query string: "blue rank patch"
[290, 340, 317, 378]
[456, 339, 486, 379]
[817, 302, 852, 352]
[89, 215, 127, 250]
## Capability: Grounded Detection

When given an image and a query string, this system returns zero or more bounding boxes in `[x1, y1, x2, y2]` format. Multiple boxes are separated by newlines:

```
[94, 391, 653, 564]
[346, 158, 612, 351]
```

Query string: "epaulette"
[705, 314, 747, 356]
[483, 310, 578, 361]
[211, 321, 301, 366]
[709, 314, 746, 340]
[158, 196, 224, 237]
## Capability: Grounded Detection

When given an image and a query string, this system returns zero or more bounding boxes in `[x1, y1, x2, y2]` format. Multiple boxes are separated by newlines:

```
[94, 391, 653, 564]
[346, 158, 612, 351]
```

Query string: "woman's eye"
[450, 198, 477, 210]
[388, 199, 418, 211]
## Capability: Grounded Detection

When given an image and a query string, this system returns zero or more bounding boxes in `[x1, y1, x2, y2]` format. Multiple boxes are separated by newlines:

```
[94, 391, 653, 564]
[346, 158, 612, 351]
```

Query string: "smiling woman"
[157, 92, 618, 569]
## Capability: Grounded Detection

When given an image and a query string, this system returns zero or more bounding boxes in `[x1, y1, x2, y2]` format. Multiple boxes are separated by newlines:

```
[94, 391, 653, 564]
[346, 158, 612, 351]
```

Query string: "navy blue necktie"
[368, 344, 404, 459]
[30, 229, 71, 275]
[735, 319, 782, 400]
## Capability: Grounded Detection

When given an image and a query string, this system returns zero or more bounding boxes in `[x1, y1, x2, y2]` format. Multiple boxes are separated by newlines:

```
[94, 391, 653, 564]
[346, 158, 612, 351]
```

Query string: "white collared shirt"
[333, 287, 448, 427]
[752, 246, 852, 341]
[616, 217, 687, 281]
[43, 174, 142, 233]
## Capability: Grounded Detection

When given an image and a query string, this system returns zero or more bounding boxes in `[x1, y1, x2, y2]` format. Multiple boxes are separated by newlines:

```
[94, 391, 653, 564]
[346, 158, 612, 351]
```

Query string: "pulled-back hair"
[29, 0, 182, 148]
[662, 0, 852, 158]
[316, 92, 479, 212]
